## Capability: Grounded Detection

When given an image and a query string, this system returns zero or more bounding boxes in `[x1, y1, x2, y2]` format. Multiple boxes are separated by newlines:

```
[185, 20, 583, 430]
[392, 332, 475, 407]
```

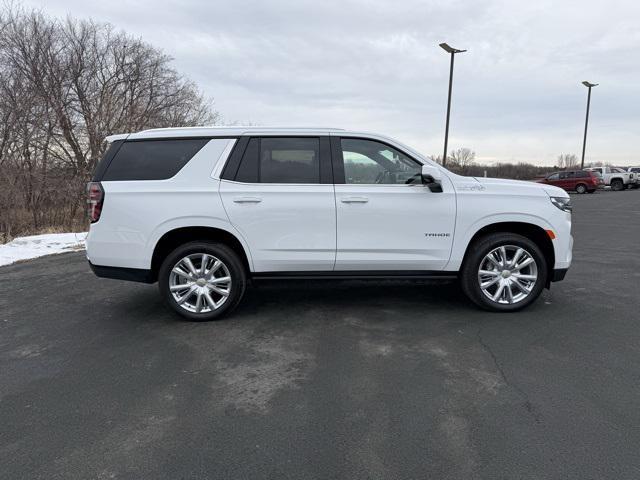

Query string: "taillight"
[87, 182, 104, 223]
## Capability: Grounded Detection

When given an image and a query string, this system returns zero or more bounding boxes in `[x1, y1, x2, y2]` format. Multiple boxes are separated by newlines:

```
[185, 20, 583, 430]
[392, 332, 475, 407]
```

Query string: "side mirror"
[421, 165, 443, 193]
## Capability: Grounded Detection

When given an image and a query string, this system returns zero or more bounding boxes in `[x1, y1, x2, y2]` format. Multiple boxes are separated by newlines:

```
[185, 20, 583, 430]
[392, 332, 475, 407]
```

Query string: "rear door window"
[260, 138, 320, 184]
[233, 137, 322, 184]
[102, 139, 208, 181]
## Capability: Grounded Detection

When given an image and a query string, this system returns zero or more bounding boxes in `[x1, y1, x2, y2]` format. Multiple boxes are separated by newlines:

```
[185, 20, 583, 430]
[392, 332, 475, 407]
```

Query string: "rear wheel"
[158, 242, 246, 321]
[611, 179, 624, 191]
[460, 233, 547, 312]
[575, 183, 587, 194]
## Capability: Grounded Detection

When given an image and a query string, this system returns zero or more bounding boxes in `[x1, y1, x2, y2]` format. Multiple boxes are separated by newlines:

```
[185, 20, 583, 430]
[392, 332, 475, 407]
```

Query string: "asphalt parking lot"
[1, 189, 639, 479]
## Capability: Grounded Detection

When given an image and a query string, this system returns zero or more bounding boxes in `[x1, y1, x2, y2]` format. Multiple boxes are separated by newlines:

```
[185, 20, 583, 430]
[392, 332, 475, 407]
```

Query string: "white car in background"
[586, 166, 636, 190]
[627, 167, 640, 188]
[86, 127, 573, 319]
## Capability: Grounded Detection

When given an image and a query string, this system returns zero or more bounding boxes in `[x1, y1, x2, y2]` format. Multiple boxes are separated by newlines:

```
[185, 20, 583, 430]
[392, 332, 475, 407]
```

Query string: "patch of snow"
[0, 232, 87, 267]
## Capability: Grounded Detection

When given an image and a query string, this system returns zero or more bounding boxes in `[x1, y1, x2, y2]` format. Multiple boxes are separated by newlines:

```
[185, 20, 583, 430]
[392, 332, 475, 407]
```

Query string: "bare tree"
[557, 153, 578, 170]
[0, 4, 219, 240]
[448, 148, 476, 173]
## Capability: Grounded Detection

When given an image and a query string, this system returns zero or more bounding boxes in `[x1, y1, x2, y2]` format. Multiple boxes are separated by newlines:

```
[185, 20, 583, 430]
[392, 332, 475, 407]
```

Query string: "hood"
[474, 176, 537, 188]
[470, 176, 568, 198]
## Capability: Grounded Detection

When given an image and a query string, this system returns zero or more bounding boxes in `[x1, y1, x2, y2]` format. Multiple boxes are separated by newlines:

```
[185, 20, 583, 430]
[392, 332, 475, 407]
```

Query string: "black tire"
[611, 179, 624, 191]
[575, 183, 587, 194]
[158, 241, 246, 321]
[460, 233, 548, 312]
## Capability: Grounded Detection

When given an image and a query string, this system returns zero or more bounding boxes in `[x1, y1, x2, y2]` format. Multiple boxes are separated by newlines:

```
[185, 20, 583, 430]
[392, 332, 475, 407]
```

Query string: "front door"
[332, 136, 456, 271]
[220, 136, 336, 272]
[558, 171, 574, 191]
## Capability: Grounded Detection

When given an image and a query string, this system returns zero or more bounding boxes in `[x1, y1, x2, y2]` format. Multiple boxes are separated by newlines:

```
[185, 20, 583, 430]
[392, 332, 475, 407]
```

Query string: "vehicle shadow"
[108, 276, 549, 328]
[236, 278, 471, 316]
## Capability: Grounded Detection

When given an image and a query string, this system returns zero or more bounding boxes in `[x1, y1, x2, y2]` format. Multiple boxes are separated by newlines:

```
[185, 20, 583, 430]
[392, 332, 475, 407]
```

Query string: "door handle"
[341, 196, 369, 203]
[233, 196, 262, 203]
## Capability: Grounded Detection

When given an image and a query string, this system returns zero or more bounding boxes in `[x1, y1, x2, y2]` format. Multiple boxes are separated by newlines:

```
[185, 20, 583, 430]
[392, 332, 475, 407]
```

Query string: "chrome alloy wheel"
[477, 245, 538, 305]
[169, 253, 232, 313]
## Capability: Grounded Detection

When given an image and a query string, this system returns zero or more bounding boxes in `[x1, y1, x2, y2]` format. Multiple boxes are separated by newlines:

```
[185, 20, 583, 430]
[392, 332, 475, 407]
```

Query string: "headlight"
[550, 196, 572, 213]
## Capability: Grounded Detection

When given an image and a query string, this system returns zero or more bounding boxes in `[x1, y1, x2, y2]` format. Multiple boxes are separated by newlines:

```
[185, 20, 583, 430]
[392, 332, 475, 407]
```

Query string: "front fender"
[445, 212, 554, 271]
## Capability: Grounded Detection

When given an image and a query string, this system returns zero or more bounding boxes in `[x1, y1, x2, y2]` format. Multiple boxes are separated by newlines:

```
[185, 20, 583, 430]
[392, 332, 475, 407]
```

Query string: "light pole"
[580, 81, 598, 169]
[439, 43, 466, 167]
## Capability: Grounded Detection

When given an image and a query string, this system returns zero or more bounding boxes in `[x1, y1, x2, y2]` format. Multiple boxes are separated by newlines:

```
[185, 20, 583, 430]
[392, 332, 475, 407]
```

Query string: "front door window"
[340, 138, 422, 185]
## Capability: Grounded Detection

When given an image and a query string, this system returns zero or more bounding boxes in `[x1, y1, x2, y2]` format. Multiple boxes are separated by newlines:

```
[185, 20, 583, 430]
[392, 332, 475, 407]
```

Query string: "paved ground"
[1, 189, 639, 479]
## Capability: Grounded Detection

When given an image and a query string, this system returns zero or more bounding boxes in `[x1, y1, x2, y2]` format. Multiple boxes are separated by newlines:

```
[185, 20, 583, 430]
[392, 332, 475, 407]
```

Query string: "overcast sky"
[23, 0, 640, 165]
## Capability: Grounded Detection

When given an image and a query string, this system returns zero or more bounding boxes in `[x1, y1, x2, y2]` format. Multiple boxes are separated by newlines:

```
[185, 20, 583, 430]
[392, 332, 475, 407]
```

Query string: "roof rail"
[139, 126, 345, 133]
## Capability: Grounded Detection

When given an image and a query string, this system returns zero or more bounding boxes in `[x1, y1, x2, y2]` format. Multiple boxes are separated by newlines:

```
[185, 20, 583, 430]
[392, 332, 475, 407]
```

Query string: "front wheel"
[611, 179, 624, 191]
[158, 242, 246, 321]
[460, 233, 548, 312]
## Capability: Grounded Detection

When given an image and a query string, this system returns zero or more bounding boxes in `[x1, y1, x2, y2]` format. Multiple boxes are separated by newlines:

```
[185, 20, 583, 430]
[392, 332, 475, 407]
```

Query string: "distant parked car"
[537, 170, 601, 194]
[611, 167, 638, 189]
[585, 167, 636, 191]
[627, 167, 640, 188]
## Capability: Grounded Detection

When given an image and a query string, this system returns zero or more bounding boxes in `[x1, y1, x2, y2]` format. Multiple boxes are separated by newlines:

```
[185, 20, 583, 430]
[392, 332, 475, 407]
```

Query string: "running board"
[251, 271, 458, 280]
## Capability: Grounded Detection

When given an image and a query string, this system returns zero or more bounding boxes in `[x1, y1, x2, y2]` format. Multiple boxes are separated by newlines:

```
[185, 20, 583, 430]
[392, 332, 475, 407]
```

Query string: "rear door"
[332, 136, 455, 271]
[219, 136, 336, 272]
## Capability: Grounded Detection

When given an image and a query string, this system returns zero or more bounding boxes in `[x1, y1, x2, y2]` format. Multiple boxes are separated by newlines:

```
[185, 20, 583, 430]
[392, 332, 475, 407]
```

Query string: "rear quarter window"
[101, 139, 208, 181]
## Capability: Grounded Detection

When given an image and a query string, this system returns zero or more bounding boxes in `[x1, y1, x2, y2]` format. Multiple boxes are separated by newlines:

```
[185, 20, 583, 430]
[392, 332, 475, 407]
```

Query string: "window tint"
[547, 173, 560, 181]
[235, 138, 259, 183]
[232, 137, 321, 184]
[340, 138, 421, 184]
[576, 170, 589, 178]
[92, 140, 123, 181]
[259, 138, 320, 183]
[102, 139, 208, 181]
[559, 172, 568, 179]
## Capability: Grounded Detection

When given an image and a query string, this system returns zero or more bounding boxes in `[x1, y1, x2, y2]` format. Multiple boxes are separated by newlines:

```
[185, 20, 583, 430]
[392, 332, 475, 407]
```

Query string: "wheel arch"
[150, 226, 252, 282]
[461, 221, 555, 285]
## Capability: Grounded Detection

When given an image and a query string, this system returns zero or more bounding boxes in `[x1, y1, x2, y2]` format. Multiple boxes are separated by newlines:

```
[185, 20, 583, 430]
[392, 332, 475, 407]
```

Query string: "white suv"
[86, 127, 572, 320]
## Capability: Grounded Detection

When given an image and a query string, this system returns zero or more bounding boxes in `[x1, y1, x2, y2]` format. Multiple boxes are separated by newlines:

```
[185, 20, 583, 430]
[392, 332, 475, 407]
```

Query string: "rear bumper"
[88, 261, 155, 284]
[551, 268, 568, 282]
